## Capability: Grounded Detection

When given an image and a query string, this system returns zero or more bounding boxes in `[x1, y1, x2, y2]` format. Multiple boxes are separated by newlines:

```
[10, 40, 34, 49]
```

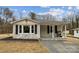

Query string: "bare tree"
[29, 12, 36, 19]
[3, 8, 13, 22]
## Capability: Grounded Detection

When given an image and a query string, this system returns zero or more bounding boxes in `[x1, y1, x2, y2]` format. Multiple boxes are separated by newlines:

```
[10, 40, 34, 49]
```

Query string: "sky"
[1, 6, 79, 19]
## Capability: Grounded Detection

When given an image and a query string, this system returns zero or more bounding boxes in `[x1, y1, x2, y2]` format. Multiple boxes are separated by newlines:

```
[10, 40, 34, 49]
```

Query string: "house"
[12, 18, 67, 40]
[73, 28, 79, 38]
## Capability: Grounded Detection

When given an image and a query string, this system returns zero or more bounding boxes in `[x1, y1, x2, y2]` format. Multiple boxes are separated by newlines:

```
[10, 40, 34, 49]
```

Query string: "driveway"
[41, 40, 79, 53]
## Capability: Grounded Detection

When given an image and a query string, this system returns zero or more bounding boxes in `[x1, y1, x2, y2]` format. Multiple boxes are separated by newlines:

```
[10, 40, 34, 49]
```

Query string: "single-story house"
[12, 18, 67, 40]
[73, 28, 79, 38]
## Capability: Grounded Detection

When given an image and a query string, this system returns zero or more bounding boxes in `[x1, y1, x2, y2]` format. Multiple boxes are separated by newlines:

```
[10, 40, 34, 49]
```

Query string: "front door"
[55, 25, 58, 37]
[40, 25, 52, 38]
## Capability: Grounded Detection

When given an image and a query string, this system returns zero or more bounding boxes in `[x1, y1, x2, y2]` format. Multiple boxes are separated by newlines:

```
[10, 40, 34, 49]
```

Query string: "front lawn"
[0, 39, 48, 53]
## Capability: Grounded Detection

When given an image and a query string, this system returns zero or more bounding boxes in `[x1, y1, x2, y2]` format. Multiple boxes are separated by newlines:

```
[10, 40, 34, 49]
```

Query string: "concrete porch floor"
[41, 39, 79, 53]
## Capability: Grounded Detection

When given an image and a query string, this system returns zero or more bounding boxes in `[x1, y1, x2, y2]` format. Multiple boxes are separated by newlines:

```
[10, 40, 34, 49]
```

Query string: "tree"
[75, 12, 79, 28]
[3, 8, 13, 22]
[12, 16, 16, 21]
[0, 17, 4, 24]
[29, 12, 36, 19]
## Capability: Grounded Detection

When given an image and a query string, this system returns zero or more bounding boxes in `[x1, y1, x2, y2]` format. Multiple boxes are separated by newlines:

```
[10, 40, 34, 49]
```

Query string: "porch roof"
[38, 20, 66, 25]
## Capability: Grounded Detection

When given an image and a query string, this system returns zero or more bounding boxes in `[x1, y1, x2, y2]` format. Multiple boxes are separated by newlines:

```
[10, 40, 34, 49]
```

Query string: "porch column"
[37, 25, 40, 38]
[22, 25, 23, 33]
[30, 25, 31, 33]
[13, 25, 15, 35]
[61, 25, 63, 37]
[64, 24, 67, 38]
[52, 25, 54, 38]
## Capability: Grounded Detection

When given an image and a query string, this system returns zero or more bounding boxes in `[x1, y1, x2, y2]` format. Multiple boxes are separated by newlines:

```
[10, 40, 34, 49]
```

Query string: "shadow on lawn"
[0, 37, 39, 42]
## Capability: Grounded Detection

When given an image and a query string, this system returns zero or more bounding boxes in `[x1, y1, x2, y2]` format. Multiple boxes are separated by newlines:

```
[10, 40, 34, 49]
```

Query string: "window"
[23, 25, 30, 33]
[76, 30, 78, 33]
[31, 25, 34, 33]
[16, 25, 18, 34]
[47, 25, 52, 34]
[19, 25, 22, 33]
[55, 25, 57, 33]
[35, 25, 37, 34]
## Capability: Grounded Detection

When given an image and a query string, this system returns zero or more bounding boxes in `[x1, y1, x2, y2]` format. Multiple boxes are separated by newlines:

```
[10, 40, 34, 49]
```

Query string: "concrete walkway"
[41, 40, 79, 53]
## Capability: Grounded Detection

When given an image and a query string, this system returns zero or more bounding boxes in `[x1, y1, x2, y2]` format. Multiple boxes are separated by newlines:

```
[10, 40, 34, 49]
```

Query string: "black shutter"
[16, 25, 18, 34]
[31, 25, 34, 33]
[19, 25, 22, 33]
[51, 26, 52, 33]
[35, 25, 37, 34]
[47, 25, 49, 34]
[55, 25, 57, 33]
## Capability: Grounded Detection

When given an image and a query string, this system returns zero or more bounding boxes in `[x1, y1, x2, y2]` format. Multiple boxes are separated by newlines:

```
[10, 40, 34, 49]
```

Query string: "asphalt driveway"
[41, 40, 79, 53]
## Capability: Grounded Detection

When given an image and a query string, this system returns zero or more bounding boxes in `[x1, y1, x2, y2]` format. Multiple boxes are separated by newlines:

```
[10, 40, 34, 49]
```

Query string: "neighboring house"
[62, 30, 69, 37]
[73, 28, 79, 38]
[12, 18, 67, 40]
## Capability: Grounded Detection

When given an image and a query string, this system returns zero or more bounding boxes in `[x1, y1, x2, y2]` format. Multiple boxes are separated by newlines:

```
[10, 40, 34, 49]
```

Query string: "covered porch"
[40, 20, 67, 40]
[40, 25, 63, 38]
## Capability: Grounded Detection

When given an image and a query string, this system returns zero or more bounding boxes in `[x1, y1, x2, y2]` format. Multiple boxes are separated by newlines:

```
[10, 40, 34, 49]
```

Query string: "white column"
[30, 25, 31, 34]
[64, 24, 67, 38]
[61, 25, 63, 37]
[34, 25, 35, 33]
[37, 25, 40, 38]
[13, 25, 15, 36]
[22, 25, 23, 34]
[52, 25, 54, 38]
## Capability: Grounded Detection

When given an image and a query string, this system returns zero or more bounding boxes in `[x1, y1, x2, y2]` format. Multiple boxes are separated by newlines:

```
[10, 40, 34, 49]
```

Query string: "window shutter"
[35, 25, 37, 34]
[16, 25, 18, 34]
[31, 25, 34, 33]
[51, 26, 52, 33]
[19, 25, 22, 33]
[47, 25, 49, 34]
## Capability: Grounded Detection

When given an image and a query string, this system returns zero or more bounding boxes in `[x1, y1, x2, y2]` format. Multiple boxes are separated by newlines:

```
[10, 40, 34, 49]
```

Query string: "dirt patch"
[64, 37, 79, 44]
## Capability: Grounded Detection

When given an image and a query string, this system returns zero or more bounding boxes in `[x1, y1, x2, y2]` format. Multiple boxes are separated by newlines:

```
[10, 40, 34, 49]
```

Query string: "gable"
[14, 20, 38, 25]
